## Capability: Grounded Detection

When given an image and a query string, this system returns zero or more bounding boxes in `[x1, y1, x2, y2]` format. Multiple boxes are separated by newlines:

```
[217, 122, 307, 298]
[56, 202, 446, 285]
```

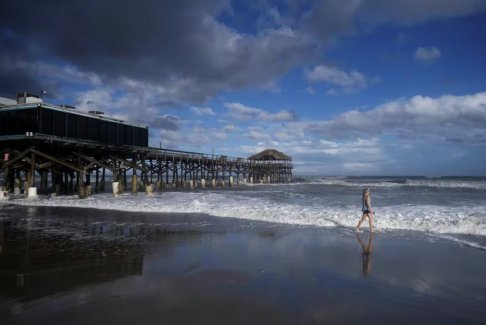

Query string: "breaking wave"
[5, 191, 486, 238]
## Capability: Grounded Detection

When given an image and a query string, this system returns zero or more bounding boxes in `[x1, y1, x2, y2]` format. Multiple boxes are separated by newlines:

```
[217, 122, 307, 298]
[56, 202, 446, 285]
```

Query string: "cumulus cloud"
[306, 65, 367, 93]
[211, 130, 228, 141]
[75, 89, 112, 111]
[226, 91, 486, 175]
[224, 102, 297, 122]
[301, 91, 486, 144]
[191, 107, 216, 116]
[247, 127, 273, 141]
[159, 130, 183, 149]
[234, 136, 391, 175]
[319, 138, 381, 156]
[73, 88, 162, 125]
[159, 127, 209, 149]
[414, 47, 442, 62]
[305, 86, 316, 95]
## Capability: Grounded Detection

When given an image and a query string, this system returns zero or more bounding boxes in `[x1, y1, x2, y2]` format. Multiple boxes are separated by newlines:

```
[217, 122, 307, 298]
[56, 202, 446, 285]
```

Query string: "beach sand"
[1, 206, 485, 324]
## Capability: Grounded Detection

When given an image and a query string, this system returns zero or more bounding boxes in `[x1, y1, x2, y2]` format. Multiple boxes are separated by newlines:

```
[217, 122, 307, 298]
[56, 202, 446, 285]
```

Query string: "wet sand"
[1, 206, 486, 324]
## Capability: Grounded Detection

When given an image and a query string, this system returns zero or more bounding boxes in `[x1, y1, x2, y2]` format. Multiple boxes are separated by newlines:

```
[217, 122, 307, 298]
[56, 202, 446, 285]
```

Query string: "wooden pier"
[0, 134, 293, 197]
[0, 96, 292, 197]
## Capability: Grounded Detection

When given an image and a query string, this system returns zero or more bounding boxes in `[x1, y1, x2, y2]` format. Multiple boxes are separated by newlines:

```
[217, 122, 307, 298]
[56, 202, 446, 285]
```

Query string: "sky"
[1, 0, 486, 176]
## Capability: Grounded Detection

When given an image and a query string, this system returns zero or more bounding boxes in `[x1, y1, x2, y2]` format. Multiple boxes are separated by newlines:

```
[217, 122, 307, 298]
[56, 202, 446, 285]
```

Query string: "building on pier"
[0, 93, 148, 146]
[248, 149, 293, 184]
[0, 92, 292, 197]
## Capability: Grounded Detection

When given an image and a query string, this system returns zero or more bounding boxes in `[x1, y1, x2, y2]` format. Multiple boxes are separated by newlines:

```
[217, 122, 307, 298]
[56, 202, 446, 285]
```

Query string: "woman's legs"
[368, 212, 374, 232]
[356, 213, 368, 230]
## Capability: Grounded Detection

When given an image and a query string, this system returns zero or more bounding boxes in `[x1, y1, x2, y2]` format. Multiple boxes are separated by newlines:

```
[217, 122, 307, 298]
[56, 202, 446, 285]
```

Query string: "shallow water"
[4, 176, 486, 249]
[1, 206, 486, 324]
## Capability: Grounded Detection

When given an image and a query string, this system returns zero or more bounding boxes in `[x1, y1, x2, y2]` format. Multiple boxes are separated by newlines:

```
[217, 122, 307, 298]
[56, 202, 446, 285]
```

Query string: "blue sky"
[1, 0, 486, 175]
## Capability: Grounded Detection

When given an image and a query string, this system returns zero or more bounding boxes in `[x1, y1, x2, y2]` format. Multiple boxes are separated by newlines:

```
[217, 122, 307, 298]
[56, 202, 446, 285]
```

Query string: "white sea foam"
[4, 191, 486, 239]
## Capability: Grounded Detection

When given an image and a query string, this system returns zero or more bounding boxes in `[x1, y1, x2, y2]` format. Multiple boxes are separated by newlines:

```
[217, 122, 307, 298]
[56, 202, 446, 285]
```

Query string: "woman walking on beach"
[356, 188, 374, 232]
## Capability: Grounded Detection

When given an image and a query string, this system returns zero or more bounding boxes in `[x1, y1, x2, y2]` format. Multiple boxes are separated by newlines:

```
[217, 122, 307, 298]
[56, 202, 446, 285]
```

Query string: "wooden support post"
[61, 171, 66, 194]
[164, 160, 168, 185]
[75, 171, 80, 193]
[172, 166, 177, 190]
[95, 168, 99, 193]
[14, 177, 21, 196]
[85, 172, 91, 186]
[2, 167, 10, 192]
[180, 155, 184, 182]
[139, 172, 145, 192]
[77, 172, 85, 198]
[84, 172, 92, 197]
[120, 168, 125, 192]
[67, 172, 72, 193]
[145, 184, 153, 196]
[150, 159, 154, 184]
[40, 170, 48, 194]
[101, 167, 106, 192]
[132, 170, 138, 195]
[112, 181, 120, 197]
[25, 170, 32, 196]
[54, 172, 61, 195]
[30, 152, 36, 188]
[64, 172, 68, 194]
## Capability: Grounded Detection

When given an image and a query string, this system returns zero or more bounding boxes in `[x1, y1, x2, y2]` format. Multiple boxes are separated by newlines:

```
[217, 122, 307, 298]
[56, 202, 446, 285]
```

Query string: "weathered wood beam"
[72, 152, 117, 171]
[12, 162, 28, 169]
[2, 146, 35, 169]
[31, 149, 85, 173]
[109, 156, 147, 172]
[38, 161, 54, 169]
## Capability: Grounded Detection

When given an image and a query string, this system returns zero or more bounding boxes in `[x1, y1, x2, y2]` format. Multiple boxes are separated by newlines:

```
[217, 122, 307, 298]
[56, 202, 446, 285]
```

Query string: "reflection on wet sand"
[355, 232, 374, 276]
[0, 217, 203, 302]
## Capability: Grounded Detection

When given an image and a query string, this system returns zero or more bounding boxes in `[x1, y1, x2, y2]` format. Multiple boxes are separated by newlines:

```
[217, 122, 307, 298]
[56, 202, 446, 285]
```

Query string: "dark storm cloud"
[0, 30, 41, 97]
[1, 0, 486, 104]
[0, 60, 40, 98]
[0, 0, 313, 103]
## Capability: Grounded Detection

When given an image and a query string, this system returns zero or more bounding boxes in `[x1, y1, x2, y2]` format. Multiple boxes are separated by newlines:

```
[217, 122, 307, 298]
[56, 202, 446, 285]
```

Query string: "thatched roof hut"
[248, 149, 292, 161]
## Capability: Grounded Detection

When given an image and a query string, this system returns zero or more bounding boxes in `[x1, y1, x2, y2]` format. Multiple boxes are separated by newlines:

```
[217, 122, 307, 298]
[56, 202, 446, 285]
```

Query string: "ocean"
[3, 176, 486, 249]
[2, 176, 486, 323]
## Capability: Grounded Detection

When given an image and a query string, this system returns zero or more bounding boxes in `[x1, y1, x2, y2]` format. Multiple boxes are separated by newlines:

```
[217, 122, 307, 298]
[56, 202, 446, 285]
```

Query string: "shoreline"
[1, 206, 486, 324]
[3, 194, 486, 250]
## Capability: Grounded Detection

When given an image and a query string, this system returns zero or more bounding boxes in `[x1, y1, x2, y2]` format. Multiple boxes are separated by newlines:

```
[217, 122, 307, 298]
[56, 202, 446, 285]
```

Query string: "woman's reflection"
[355, 232, 374, 276]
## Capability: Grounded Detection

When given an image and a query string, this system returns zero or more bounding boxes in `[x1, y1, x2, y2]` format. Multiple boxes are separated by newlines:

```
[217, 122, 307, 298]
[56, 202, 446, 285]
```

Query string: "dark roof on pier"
[248, 149, 292, 161]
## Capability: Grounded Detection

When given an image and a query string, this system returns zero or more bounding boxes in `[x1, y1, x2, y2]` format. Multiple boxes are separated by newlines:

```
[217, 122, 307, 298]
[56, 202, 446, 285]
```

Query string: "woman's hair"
[363, 188, 370, 196]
